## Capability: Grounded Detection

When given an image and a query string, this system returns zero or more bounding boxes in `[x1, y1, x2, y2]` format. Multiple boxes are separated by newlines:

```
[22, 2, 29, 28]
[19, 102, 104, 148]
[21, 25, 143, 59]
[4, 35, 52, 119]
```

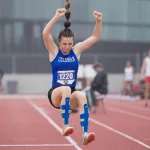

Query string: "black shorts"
[48, 86, 76, 109]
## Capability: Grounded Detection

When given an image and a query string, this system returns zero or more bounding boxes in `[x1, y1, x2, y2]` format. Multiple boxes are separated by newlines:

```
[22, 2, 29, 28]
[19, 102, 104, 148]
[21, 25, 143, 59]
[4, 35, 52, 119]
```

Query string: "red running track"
[0, 95, 150, 150]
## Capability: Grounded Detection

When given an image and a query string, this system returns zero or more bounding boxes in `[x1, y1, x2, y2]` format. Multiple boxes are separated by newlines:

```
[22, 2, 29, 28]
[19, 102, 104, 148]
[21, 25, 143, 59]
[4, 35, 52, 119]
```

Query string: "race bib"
[57, 70, 75, 85]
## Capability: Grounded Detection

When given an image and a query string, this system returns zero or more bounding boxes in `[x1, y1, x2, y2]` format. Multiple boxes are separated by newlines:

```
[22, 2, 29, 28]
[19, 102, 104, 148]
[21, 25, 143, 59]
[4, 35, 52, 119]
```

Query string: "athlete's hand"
[93, 11, 102, 21]
[55, 8, 67, 18]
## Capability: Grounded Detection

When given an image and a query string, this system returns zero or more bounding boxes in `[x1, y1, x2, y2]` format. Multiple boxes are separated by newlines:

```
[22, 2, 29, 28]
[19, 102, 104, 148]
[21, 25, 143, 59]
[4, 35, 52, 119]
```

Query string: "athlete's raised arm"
[73, 11, 102, 56]
[43, 8, 67, 55]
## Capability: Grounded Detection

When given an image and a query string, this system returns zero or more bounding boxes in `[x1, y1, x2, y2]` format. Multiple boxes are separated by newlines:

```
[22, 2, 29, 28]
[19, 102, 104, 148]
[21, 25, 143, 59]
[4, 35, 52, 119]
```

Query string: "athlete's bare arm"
[43, 8, 67, 59]
[73, 11, 102, 57]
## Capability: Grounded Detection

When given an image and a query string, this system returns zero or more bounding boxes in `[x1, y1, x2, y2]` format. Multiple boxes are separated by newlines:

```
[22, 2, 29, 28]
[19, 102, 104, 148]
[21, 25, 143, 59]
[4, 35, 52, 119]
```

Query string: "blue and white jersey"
[51, 48, 79, 87]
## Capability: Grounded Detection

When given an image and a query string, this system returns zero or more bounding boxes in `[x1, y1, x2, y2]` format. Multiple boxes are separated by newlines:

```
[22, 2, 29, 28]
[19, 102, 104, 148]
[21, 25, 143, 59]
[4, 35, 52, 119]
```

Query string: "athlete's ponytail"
[64, 0, 71, 29]
[58, 0, 74, 42]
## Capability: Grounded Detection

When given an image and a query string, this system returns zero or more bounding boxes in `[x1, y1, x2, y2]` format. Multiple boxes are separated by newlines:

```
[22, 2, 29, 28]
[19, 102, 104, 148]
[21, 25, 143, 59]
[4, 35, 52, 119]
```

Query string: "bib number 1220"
[59, 72, 74, 80]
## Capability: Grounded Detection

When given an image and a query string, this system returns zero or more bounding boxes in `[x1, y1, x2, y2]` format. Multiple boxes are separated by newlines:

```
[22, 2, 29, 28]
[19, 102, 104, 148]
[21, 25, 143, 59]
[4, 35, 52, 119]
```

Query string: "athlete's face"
[126, 61, 131, 67]
[59, 37, 74, 54]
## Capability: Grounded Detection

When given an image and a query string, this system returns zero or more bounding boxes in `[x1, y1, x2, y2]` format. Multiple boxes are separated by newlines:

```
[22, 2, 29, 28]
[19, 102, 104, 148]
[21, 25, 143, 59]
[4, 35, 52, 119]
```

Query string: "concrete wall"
[2, 74, 52, 94]
[2, 73, 140, 94]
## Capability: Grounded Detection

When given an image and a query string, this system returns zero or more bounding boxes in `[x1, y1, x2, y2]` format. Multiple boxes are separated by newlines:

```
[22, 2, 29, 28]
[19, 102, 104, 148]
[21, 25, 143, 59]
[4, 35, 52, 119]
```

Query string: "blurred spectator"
[121, 60, 135, 101]
[140, 49, 150, 107]
[0, 69, 4, 93]
[83, 62, 108, 113]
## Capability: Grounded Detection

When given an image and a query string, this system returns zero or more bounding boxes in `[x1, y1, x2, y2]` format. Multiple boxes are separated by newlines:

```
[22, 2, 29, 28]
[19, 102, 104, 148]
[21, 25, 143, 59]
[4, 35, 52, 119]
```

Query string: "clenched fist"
[93, 11, 102, 21]
[55, 8, 67, 18]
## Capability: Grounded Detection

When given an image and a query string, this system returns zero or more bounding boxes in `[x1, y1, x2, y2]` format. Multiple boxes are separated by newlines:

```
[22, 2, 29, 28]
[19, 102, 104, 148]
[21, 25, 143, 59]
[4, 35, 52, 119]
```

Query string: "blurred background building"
[0, 0, 150, 94]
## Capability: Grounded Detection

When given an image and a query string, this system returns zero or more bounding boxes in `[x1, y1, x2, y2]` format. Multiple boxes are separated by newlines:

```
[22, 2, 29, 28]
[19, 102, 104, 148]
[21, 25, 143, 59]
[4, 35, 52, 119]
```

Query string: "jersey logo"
[57, 70, 75, 85]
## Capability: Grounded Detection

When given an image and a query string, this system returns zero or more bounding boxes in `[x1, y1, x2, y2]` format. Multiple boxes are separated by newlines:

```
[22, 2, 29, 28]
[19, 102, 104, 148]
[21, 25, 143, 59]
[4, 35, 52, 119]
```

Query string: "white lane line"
[28, 100, 82, 150]
[0, 144, 72, 147]
[108, 107, 150, 121]
[90, 118, 150, 149]
[0, 95, 47, 100]
[107, 101, 150, 112]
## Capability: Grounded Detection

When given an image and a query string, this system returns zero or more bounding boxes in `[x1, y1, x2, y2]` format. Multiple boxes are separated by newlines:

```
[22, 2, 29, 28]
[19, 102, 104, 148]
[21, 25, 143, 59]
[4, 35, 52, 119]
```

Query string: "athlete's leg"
[122, 81, 128, 95]
[51, 86, 74, 136]
[144, 82, 150, 107]
[120, 81, 129, 101]
[70, 91, 95, 145]
[128, 81, 135, 101]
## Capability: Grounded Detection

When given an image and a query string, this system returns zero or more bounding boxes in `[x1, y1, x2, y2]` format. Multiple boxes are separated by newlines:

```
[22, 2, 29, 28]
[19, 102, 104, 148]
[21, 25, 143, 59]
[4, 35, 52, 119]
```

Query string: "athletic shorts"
[48, 86, 76, 109]
[145, 76, 150, 83]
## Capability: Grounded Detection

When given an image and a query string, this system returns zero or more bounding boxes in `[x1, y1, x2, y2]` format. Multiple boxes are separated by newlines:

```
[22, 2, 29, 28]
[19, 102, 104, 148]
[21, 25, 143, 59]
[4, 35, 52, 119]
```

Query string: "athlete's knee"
[61, 86, 71, 94]
[73, 91, 86, 99]
[72, 91, 87, 106]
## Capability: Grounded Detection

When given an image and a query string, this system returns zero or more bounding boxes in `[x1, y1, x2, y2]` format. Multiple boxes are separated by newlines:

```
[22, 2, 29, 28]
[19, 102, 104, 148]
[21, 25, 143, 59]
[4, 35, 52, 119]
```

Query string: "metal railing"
[0, 53, 141, 74]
